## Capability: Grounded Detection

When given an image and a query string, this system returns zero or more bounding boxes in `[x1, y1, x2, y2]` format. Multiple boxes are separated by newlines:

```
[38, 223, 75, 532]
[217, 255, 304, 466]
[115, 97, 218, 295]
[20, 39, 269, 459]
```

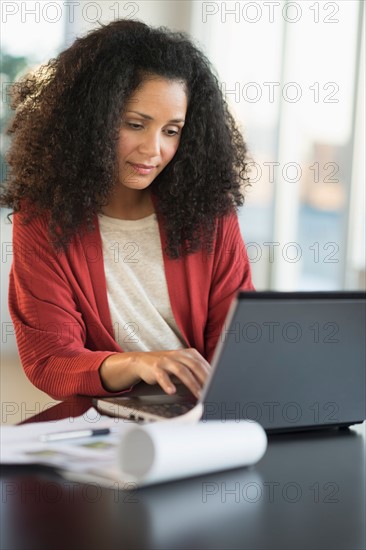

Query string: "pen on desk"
[39, 428, 113, 442]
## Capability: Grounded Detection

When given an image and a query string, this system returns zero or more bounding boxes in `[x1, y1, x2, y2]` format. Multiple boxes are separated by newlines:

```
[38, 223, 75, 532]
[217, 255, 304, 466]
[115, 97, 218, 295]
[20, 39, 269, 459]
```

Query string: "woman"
[1, 19, 254, 401]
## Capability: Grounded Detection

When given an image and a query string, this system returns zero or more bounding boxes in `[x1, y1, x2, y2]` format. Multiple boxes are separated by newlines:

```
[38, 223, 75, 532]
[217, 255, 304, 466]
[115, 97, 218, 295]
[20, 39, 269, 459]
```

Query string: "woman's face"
[116, 76, 188, 190]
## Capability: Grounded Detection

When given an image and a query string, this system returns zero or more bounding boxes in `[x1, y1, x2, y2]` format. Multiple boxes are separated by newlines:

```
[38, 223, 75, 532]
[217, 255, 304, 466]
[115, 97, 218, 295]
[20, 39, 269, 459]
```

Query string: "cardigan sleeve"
[8, 214, 126, 400]
[204, 213, 255, 362]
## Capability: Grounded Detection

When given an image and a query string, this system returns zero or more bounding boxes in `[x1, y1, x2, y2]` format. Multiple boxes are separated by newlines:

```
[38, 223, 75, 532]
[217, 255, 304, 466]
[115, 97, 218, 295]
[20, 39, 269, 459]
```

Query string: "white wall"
[64, 0, 194, 46]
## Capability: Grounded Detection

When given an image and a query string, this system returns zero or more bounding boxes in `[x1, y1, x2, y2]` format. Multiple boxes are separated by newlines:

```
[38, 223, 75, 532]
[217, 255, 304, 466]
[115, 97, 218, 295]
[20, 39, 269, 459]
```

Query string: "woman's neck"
[101, 189, 154, 220]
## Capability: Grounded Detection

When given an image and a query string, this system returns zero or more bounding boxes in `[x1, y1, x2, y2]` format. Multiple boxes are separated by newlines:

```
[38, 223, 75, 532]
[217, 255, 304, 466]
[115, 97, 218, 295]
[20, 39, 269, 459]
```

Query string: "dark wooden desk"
[1, 400, 365, 550]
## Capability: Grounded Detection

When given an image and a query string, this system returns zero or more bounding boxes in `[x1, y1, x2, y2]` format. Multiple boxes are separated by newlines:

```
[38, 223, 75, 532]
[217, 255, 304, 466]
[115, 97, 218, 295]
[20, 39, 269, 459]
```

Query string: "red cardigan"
[8, 210, 254, 399]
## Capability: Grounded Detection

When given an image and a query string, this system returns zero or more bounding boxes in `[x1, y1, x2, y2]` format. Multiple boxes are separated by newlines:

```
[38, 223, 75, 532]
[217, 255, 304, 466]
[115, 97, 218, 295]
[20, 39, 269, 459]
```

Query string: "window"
[191, 0, 365, 290]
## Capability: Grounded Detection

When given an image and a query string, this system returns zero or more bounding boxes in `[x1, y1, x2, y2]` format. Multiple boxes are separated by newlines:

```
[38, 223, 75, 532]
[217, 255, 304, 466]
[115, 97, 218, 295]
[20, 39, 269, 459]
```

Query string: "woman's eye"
[166, 129, 179, 136]
[127, 123, 143, 130]
[125, 122, 180, 136]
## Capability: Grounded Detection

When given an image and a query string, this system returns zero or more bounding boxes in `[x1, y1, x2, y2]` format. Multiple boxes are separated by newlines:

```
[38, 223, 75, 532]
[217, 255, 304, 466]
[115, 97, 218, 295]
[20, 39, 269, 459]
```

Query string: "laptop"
[94, 291, 366, 433]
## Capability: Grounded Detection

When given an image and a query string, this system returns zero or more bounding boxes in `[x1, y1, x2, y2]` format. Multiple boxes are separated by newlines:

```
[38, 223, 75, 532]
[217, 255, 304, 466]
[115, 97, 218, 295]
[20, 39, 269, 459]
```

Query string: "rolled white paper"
[118, 420, 267, 486]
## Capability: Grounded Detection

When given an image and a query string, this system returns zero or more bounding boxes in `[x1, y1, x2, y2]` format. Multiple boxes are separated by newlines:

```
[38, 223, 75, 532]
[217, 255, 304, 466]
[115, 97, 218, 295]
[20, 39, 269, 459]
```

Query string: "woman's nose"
[138, 131, 161, 157]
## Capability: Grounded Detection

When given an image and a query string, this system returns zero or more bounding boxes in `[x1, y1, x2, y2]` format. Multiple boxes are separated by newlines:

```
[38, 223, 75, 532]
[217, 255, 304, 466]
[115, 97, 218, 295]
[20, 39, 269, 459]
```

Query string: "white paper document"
[117, 420, 267, 486]
[1, 409, 267, 488]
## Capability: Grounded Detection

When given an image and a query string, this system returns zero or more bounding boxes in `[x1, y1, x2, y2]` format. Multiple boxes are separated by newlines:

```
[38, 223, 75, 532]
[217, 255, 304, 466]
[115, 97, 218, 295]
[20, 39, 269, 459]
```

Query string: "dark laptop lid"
[201, 291, 366, 432]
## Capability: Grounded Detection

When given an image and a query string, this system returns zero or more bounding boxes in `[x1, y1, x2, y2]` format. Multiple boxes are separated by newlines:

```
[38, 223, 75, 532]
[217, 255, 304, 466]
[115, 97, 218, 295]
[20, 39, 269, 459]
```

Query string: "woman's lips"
[129, 163, 155, 175]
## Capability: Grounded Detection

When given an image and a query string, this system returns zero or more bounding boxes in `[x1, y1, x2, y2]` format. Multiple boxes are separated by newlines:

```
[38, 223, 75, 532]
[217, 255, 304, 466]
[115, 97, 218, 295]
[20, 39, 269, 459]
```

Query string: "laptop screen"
[202, 291, 366, 431]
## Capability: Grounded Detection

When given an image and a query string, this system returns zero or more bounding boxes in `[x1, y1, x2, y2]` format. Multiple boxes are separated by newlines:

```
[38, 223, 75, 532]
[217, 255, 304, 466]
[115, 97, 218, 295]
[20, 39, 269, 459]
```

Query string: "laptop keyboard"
[133, 402, 195, 418]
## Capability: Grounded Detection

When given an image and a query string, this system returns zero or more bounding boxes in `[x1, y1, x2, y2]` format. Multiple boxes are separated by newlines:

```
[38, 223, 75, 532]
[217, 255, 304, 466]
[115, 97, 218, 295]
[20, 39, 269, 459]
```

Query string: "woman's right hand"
[99, 348, 211, 399]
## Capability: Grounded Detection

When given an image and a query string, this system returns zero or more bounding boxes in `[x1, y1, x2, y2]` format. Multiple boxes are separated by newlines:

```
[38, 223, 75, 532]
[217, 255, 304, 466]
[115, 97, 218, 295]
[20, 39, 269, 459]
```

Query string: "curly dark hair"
[1, 18, 251, 258]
